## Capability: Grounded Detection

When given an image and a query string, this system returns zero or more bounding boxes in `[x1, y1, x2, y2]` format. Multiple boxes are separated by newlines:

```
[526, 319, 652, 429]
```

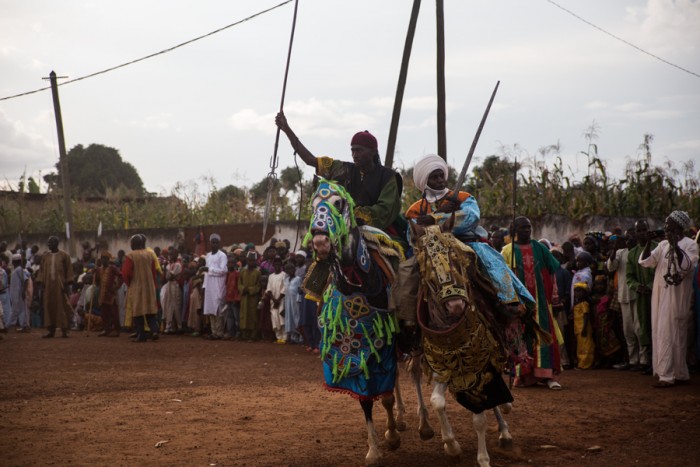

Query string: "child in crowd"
[266, 257, 286, 344]
[573, 282, 595, 369]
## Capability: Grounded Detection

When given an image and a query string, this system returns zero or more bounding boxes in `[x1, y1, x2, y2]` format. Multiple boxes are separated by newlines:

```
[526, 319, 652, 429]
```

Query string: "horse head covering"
[413, 153, 449, 203]
[668, 210, 691, 230]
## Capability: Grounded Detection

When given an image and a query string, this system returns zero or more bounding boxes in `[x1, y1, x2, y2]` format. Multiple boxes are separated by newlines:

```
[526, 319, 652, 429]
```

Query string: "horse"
[406, 215, 532, 467]
[303, 178, 405, 467]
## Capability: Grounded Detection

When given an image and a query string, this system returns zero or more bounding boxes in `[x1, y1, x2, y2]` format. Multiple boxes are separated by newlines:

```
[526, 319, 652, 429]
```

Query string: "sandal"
[547, 380, 562, 390]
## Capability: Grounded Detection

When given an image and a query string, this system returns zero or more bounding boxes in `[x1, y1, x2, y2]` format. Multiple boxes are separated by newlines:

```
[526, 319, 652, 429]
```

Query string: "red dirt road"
[1, 330, 699, 466]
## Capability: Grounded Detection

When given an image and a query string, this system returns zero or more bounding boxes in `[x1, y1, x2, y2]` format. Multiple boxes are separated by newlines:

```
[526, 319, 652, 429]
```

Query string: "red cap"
[350, 131, 378, 151]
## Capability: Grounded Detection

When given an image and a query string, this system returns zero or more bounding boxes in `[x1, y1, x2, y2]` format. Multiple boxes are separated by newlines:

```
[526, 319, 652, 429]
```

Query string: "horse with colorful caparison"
[303, 178, 405, 467]
[410, 215, 547, 467]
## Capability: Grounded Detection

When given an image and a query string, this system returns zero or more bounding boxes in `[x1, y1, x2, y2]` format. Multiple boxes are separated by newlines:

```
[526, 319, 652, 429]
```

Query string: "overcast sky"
[1, 0, 699, 197]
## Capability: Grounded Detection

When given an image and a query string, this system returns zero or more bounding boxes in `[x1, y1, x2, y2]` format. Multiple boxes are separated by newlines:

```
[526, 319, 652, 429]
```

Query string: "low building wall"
[1, 215, 663, 261]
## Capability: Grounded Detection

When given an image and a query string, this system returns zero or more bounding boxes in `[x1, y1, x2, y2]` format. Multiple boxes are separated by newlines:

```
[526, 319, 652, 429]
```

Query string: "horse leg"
[408, 354, 434, 440]
[492, 404, 513, 449]
[430, 379, 461, 459]
[473, 411, 491, 467]
[380, 393, 401, 450]
[360, 400, 383, 467]
[392, 366, 407, 431]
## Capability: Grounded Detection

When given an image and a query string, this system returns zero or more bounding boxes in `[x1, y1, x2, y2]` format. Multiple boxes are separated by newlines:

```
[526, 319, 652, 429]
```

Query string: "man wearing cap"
[94, 251, 123, 337]
[122, 234, 160, 342]
[639, 211, 699, 387]
[36, 236, 73, 338]
[238, 251, 262, 341]
[202, 233, 228, 340]
[275, 111, 402, 232]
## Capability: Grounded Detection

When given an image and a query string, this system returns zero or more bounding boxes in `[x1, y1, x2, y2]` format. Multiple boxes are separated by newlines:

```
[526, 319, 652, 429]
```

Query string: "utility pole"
[44, 71, 76, 259]
[436, 0, 447, 160]
[385, 0, 422, 169]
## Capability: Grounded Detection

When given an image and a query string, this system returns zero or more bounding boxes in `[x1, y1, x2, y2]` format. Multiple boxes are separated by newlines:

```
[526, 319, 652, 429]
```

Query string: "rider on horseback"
[400, 154, 534, 322]
[275, 112, 403, 233]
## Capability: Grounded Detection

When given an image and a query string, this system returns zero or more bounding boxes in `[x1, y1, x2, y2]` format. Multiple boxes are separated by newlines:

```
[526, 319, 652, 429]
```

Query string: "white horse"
[390, 218, 523, 466]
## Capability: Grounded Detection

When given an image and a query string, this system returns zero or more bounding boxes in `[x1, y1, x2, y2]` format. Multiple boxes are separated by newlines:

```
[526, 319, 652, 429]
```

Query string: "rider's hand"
[415, 215, 435, 226]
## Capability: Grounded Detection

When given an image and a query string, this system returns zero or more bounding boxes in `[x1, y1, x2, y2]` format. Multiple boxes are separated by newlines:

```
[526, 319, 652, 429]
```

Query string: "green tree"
[44, 143, 145, 197]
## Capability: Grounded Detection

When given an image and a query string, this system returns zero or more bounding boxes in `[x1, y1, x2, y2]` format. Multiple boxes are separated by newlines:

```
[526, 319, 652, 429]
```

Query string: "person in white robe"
[639, 211, 699, 387]
[265, 257, 287, 343]
[202, 234, 228, 340]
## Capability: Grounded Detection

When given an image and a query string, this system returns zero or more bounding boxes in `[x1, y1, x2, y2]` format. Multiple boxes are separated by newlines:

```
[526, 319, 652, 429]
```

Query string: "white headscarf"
[413, 154, 449, 203]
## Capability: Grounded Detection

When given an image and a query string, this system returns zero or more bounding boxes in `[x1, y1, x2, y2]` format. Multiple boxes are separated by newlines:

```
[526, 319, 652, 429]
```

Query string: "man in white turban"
[639, 211, 698, 387]
[397, 154, 534, 324]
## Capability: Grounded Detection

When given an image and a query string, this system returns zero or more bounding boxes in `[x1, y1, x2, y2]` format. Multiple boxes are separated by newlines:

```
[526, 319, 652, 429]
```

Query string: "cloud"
[663, 138, 700, 152]
[0, 109, 56, 181]
[625, 0, 700, 54]
[614, 102, 643, 112]
[585, 100, 609, 110]
[127, 113, 173, 130]
[228, 98, 384, 138]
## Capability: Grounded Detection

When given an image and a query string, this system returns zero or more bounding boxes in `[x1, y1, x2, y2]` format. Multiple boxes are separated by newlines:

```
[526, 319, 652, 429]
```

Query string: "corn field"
[2, 138, 698, 237]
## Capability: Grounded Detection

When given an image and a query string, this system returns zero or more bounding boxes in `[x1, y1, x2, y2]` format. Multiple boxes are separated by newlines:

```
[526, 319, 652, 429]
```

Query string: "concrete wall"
[2, 215, 663, 261]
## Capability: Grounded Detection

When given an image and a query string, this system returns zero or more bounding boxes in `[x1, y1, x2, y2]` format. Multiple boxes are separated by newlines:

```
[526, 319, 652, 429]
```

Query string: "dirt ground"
[1, 330, 699, 467]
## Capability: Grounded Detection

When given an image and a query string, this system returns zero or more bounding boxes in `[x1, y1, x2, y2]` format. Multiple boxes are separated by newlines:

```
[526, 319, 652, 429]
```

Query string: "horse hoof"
[365, 455, 383, 467]
[396, 420, 407, 432]
[499, 437, 514, 449]
[419, 427, 435, 441]
[444, 442, 462, 459]
[500, 402, 513, 415]
[385, 430, 401, 450]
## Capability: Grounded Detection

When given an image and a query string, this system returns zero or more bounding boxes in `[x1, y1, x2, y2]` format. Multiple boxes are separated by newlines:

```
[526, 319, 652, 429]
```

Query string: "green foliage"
[465, 133, 699, 222]
[44, 143, 145, 197]
[3, 133, 698, 236]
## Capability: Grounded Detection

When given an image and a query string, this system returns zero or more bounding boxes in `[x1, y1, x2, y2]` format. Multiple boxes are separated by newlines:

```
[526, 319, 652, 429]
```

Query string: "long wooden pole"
[384, 0, 422, 169]
[46, 71, 77, 259]
[263, 0, 299, 243]
[436, 0, 447, 160]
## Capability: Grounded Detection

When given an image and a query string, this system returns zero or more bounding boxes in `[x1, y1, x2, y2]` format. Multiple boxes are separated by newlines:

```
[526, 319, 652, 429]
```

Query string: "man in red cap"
[275, 111, 402, 232]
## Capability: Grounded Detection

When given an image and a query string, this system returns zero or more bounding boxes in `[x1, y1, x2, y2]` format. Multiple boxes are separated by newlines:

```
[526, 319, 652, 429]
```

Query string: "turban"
[209, 233, 221, 242]
[295, 250, 307, 258]
[413, 154, 449, 203]
[350, 131, 378, 151]
[668, 210, 691, 230]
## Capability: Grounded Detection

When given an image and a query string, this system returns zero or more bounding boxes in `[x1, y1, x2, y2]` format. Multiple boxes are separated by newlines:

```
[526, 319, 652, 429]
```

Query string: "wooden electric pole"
[436, 0, 447, 160]
[44, 71, 76, 259]
[385, 0, 422, 169]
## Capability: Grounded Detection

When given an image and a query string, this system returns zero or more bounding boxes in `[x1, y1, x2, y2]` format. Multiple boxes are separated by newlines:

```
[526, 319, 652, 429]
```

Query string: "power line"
[545, 0, 700, 79]
[0, 1, 293, 102]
